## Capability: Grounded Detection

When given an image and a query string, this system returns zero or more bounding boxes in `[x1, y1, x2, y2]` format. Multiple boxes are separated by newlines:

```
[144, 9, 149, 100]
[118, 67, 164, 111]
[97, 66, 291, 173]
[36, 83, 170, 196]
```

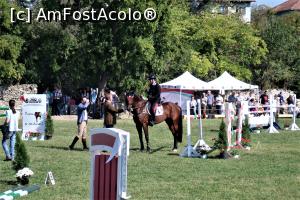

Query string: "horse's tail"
[177, 107, 183, 143]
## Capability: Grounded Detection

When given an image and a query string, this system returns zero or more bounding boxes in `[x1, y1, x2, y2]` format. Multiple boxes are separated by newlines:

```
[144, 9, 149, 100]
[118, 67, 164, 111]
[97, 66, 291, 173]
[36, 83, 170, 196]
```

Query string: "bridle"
[126, 95, 147, 116]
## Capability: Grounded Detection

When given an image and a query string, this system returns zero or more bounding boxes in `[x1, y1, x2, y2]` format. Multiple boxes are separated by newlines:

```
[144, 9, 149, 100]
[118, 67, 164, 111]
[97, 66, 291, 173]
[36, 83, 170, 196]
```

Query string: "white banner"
[22, 94, 47, 140]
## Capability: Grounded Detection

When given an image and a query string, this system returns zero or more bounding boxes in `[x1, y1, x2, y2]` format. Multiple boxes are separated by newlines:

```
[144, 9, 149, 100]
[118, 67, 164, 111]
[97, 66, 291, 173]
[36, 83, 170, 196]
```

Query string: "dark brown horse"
[125, 93, 183, 152]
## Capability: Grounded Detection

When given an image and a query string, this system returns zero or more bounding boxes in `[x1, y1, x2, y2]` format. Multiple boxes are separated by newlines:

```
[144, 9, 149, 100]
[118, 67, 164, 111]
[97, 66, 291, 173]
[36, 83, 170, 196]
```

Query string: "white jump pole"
[180, 100, 200, 157]
[268, 95, 279, 133]
[289, 94, 299, 131]
[193, 99, 211, 151]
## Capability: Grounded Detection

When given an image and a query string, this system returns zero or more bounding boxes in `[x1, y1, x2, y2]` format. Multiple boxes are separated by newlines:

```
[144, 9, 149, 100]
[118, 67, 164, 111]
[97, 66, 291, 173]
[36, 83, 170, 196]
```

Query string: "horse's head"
[124, 91, 135, 111]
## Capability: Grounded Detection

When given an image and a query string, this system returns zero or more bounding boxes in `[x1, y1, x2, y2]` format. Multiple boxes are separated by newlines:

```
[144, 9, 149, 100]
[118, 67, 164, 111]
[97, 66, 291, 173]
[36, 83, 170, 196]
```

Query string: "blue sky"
[255, 0, 286, 7]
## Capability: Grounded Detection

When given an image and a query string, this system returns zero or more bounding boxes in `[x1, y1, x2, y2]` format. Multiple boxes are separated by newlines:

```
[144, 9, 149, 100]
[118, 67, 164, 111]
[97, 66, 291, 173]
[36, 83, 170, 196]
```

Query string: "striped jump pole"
[90, 128, 130, 200]
[236, 103, 244, 147]
[0, 185, 40, 200]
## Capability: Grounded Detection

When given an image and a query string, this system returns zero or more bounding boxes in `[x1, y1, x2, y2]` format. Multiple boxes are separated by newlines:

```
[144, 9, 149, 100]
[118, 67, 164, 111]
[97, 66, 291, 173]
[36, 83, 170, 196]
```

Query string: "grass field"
[0, 118, 300, 200]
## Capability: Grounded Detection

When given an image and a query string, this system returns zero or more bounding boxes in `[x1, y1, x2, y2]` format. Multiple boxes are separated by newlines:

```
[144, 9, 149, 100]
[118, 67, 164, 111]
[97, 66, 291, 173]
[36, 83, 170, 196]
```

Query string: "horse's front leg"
[136, 123, 144, 151]
[173, 135, 178, 152]
[142, 125, 151, 152]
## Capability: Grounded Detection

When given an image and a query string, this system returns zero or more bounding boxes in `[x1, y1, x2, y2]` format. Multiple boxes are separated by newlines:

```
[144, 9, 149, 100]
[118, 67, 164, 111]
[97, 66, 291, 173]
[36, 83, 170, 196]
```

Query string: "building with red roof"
[273, 0, 300, 14]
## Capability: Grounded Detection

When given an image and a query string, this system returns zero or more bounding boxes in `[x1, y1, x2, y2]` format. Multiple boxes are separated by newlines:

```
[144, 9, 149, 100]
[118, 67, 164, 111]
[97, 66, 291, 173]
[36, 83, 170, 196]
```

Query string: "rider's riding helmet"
[148, 74, 156, 80]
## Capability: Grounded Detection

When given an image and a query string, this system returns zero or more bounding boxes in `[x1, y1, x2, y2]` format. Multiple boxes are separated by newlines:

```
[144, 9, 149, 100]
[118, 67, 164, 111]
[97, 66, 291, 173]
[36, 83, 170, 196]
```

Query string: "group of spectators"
[190, 90, 297, 117]
[44, 86, 121, 119]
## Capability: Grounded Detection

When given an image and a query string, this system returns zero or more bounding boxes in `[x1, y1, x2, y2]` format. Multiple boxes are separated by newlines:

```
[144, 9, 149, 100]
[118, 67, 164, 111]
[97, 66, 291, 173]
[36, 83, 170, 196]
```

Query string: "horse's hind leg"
[136, 124, 144, 151]
[166, 119, 178, 151]
[142, 125, 151, 152]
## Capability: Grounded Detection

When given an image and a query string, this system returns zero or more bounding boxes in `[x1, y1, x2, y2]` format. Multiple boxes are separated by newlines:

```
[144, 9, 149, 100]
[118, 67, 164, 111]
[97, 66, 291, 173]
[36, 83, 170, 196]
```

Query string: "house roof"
[273, 0, 300, 13]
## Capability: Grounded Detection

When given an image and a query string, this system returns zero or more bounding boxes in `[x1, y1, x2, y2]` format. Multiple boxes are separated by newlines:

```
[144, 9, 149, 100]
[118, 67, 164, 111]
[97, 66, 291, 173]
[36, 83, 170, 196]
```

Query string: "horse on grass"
[125, 93, 183, 152]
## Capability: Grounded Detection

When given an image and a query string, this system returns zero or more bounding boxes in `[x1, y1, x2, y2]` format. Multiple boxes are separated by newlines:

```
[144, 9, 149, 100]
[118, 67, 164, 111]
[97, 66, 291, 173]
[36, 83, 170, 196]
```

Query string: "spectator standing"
[2, 100, 20, 161]
[44, 88, 53, 112]
[206, 91, 214, 114]
[260, 91, 269, 111]
[201, 93, 207, 118]
[190, 96, 197, 117]
[277, 92, 285, 114]
[228, 92, 236, 104]
[52, 86, 62, 115]
[91, 88, 98, 119]
[235, 92, 243, 115]
[278, 92, 284, 105]
[103, 88, 123, 128]
[215, 93, 224, 114]
[69, 96, 90, 150]
[287, 95, 294, 114]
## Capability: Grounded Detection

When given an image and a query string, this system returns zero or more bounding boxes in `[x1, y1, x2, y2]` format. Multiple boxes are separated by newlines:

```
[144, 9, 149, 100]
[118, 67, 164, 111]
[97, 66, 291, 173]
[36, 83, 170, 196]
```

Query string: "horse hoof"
[140, 148, 145, 152]
[172, 149, 178, 153]
[146, 148, 151, 153]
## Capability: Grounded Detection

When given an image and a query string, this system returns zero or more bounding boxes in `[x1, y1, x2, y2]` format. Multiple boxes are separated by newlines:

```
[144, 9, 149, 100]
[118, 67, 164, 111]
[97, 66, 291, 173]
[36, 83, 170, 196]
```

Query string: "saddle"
[145, 102, 164, 116]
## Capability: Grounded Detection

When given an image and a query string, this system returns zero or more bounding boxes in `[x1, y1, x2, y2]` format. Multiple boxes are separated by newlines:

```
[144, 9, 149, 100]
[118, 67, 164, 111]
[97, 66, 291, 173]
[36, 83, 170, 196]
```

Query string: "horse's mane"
[133, 94, 146, 102]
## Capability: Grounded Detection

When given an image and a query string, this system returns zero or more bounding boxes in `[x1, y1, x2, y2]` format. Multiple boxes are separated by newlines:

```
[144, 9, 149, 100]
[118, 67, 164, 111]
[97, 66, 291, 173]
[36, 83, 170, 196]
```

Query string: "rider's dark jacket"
[147, 83, 161, 103]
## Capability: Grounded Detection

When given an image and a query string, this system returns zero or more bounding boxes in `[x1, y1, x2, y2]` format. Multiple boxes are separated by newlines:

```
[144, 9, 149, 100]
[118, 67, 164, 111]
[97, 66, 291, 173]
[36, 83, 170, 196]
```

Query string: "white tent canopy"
[160, 71, 208, 90]
[206, 71, 258, 90]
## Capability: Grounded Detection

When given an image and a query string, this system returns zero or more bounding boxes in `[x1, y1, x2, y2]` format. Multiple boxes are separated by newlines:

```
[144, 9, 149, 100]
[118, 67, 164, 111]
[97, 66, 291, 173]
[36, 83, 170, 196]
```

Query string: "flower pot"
[17, 176, 30, 185]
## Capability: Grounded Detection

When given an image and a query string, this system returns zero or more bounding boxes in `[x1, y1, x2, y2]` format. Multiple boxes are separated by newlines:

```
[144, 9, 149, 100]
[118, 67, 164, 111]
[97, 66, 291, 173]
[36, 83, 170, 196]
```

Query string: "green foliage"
[18, 0, 268, 94]
[213, 119, 228, 153]
[46, 109, 54, 138]
[188, 13, 267, 81]
[252, 10, 300, 93]
[0, 0, 25, 85]
[242, 116, 251, 147]
[12, 133, 30, 172]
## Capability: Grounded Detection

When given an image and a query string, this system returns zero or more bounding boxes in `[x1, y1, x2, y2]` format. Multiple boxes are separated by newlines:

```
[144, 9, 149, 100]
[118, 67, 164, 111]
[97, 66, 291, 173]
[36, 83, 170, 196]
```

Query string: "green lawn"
[0, 118, 300, 200]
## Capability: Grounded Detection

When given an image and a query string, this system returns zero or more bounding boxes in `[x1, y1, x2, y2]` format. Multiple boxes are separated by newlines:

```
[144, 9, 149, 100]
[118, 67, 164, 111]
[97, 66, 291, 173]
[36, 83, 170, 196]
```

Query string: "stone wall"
[0, 84, 38, 107]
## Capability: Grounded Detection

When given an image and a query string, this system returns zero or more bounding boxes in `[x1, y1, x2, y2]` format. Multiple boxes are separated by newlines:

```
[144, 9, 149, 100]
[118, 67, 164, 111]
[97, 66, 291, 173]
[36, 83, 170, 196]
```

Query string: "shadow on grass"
[130, 148, 141, 152]
[148, 146, 167, 154]
[34, 145, 84, 152]
[0, 179, 18, 186]
[167, 152, 179, 156]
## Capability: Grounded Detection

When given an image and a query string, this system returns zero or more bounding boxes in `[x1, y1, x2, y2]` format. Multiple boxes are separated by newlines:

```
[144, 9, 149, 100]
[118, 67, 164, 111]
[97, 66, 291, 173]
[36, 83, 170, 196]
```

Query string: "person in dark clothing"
[147, 74, 161, 126]
[260, 91, 269, 111]
[103, 88, 123, 128]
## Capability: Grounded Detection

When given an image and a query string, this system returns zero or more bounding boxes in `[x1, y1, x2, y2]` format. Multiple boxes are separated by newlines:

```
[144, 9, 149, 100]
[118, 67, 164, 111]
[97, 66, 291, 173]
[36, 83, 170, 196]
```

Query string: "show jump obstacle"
[180, 100, 210, 158]
[242, 94, 299, 132]
[90, 128, 130, 200]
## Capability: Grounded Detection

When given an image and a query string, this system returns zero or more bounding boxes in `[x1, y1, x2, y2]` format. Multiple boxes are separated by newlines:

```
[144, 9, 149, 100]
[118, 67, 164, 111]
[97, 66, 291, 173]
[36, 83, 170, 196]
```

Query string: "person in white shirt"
[2, 100, 20, 161]
[215, 94, 224, 114]
[69, 96, 90, 150]
[190, 96, 197, 117]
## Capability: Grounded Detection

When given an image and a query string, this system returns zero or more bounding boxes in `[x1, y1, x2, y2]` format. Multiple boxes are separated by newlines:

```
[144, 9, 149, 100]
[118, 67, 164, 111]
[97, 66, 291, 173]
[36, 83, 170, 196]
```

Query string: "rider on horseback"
[147, 74, 161, 126]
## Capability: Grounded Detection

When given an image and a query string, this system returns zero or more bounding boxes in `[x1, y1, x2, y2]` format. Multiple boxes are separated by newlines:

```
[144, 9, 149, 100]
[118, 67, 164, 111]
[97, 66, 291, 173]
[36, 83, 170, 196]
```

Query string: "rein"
[126, 95, 147, 116]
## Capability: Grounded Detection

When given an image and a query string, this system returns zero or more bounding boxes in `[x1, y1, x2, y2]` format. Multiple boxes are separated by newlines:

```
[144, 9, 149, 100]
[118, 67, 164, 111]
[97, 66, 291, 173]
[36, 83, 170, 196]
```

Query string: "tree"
[12, 133, 30, 171]
[0, 0, 25, 85]
[252, 10, 300, 93]
[186, 12, 267, 81]
[241, 116, 251, 147]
